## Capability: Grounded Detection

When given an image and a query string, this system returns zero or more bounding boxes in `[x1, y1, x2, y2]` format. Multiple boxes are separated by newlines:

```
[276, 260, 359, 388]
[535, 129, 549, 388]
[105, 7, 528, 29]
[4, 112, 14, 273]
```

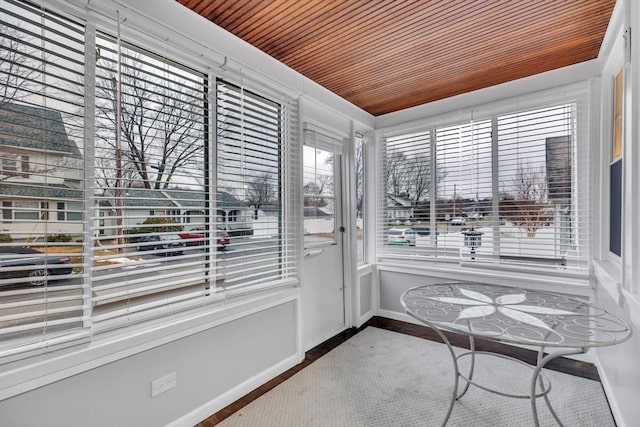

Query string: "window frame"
[20, 155, 29, 178]
[0, 0, 300, 366]
[2, 158, 18, 177]
[354, 132, 366, 265]
[377, 83, 591, 277]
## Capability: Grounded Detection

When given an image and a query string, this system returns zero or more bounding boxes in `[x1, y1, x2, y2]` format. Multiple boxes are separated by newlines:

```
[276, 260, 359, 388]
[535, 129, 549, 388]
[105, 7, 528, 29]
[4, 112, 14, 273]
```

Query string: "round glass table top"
[401, 282, 631, 348]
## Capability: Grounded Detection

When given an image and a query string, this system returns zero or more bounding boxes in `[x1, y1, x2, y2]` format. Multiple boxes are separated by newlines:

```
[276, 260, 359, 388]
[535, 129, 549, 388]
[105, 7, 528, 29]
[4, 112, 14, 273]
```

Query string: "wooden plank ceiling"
[177, 0, 616, 116]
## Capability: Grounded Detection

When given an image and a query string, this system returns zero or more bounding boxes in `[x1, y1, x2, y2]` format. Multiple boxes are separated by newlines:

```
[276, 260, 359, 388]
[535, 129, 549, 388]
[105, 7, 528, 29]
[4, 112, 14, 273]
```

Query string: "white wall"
[591, 1, 640, 426]
[0, 300, 298, 427]
[593, 281, 640, 427]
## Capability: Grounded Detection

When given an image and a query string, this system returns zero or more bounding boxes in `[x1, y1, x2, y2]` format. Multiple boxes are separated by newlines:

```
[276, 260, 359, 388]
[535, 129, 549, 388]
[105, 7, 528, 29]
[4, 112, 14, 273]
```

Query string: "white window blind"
[435, 120, 493, 258]
[0, 1, 301, 361]
[497, 104, 581, 268]
[0, 0, 88, 357]
[92, 31, 210, 329]
[216, 79, 298, 290]
[303, 126, 343, 247]
[379, 89, 589, 274]
[378, 131, 435, 253]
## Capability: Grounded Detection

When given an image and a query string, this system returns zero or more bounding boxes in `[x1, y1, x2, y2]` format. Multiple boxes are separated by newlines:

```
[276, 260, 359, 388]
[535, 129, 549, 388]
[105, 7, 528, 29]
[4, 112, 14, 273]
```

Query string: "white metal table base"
[400, 282, 631, 427]
[430, 326, 586, 427]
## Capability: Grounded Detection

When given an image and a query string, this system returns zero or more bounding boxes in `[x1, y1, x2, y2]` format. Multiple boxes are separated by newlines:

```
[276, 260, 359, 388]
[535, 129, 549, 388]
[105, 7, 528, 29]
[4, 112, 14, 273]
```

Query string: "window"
[55, 201, 82, 221]
[14, 201, 39, 220]
[57, 201, 66, 221]
[303, 145, 337, 246]
[379, 86, 589, 273]
[92, 31, 209, 329]
[216, 79, 298, 288]
[20, 155, 29, 178]
[2, 158, 18, 177]
[355, 132, 365, 263]
[436, 121, 492, 257]
[2, 201, 11, 223]
[0, 0, 300, 363]
[40, 201, 48, 220]
[0, 0, 86, 356]
[609, 67, 623, 257]
[302, 126, 346, 248]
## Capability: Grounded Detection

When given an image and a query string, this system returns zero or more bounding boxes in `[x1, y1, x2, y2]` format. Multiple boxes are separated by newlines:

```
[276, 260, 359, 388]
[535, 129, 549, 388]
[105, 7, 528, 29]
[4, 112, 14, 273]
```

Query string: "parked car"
[136, 234, 186, 255]
[178, 227, 230, 250]
[0, 247, 73, 287]
[412, 225, 433, 236]
[451, 217, 466, 226]
[387, 228, 417, 246]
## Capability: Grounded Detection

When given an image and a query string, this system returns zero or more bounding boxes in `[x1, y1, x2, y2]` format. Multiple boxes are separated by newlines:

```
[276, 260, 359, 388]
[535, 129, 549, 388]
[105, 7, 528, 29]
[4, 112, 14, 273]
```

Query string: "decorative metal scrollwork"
[402, 282, 631, 347]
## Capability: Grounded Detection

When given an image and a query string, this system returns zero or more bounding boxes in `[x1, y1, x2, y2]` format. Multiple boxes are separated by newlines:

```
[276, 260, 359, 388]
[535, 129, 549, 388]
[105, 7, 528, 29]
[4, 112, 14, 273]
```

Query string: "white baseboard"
[167, 353, 302, 427]
[596, 356, 626, 427]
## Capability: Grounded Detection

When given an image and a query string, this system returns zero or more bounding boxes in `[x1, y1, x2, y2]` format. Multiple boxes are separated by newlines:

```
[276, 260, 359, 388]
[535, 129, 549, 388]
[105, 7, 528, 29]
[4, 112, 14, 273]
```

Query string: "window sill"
[592, 259, 622, 296]
[357, 263, 374, 275]
[376, 259, 592, 296]
[0, 282, 300, 401]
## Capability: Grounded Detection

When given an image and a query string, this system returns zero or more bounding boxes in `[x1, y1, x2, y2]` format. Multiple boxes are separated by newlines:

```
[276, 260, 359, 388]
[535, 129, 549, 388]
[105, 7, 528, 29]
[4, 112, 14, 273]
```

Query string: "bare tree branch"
[246, 172, 276, 219]
[95, 50, 205, 191]
[0, 23, 44, 107]
[501, 163, 553, 237]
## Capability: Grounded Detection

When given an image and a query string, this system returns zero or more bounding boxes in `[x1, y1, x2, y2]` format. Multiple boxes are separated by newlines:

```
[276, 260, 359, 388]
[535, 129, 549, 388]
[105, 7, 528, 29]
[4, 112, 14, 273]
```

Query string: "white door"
[301, 144, 345, 351]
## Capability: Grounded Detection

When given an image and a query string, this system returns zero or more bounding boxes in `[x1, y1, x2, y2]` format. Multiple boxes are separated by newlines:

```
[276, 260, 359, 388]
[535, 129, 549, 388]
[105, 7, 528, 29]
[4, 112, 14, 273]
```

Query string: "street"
[0, 237, 279, 333]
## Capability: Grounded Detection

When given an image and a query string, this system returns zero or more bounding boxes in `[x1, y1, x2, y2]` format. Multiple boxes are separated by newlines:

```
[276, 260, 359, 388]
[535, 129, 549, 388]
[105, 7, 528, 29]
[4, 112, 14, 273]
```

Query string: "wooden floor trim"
[195, 316, 600, 426]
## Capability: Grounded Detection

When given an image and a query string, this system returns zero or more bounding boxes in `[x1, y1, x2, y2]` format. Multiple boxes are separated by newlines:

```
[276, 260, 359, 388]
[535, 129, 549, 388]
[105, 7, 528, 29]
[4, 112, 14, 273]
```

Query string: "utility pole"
[113, 12, 124, 253]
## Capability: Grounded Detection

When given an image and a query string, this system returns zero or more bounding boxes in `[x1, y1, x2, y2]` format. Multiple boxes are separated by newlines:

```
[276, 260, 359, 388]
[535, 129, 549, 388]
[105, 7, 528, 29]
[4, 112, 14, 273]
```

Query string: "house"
[96, 188, 250, 234]
[0, 2, 638, 427]
[0, 103, 83, 241]
[385, 194, 414, 222]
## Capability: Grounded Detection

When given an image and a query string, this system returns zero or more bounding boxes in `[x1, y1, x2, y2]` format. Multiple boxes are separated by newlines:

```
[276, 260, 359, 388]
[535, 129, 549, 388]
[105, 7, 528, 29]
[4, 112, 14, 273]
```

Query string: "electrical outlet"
[151, 372, 176, 397]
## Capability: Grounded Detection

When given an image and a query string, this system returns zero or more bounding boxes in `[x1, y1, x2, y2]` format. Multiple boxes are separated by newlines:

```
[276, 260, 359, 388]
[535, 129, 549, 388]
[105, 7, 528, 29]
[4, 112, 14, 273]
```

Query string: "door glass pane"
[355, 134, 364, 263]
[303, 145, 336, 246]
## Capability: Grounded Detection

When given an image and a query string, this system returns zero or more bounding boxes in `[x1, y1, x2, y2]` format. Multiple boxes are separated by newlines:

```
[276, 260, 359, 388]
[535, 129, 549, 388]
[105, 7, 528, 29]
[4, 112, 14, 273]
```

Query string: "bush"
[0, 234, 13, 243]
[47, 234, 73, 243]
[130, 217, 184, 234]
[227, 226, 253, 237]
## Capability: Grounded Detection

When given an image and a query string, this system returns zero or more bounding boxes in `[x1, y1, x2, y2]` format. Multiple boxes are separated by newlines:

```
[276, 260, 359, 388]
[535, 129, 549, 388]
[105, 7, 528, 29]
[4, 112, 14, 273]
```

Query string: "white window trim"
[376, 82, 592, 278]
[1, 0, 301, 370]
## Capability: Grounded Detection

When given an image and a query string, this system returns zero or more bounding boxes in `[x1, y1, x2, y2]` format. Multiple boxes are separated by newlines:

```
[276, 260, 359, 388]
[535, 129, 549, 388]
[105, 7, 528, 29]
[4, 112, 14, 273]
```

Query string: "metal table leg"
[428, 326, 460, 427]
[530, 347, 586, 427]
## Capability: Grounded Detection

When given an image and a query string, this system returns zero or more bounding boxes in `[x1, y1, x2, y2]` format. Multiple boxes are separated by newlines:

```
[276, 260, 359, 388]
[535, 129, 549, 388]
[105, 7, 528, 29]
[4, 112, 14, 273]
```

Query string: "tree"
[385, 150, 409, 197]
[94, 49, 205, 190]
[246, 172, 277, 219]
[501, 164, 553, 237]
[355, 137, 364, 219]
[0, 22, 44, 107]
[304, 172, 333, 208]
[0, 21, 61, 183]
[385, 149, 446, 220]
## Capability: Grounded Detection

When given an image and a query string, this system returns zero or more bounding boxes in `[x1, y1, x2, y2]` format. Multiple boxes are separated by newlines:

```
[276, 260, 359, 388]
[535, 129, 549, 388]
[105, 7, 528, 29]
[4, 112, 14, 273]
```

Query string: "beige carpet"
[219, 327, 614, 427]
